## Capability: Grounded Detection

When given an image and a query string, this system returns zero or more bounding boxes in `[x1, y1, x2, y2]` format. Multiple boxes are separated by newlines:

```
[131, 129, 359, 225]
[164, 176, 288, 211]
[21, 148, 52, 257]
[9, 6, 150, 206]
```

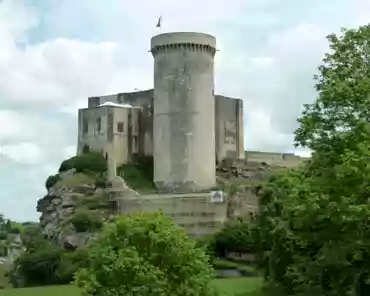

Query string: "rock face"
[217, 159, 276, 181]
[216, 159, 289, 219]
[37, 171, 114, 249]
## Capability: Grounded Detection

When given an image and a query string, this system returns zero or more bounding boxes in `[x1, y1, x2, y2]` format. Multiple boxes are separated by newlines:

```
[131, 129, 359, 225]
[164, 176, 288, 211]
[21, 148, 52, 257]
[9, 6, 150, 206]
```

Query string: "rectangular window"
[117, 122, 124, 133]
[83, 120, 88, 135]
[96, 117, 101, 133]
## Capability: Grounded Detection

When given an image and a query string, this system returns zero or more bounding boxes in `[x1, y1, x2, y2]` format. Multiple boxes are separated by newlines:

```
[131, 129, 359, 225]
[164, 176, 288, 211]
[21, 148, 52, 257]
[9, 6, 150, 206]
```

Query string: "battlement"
[151, 32, 216, 56]
[151, 43, 216, 56]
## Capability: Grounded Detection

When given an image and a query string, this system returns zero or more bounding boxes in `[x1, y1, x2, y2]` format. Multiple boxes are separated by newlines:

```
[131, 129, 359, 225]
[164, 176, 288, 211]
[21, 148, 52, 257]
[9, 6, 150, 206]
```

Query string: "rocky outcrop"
[216, 159, 290, 218]
[217, 159, 277, 181]
[37, 171, 113, 249]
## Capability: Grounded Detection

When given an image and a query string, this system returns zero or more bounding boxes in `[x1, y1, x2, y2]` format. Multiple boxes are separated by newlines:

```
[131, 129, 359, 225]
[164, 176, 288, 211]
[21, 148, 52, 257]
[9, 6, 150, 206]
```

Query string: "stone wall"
[82, 90, 245, 170]
[246, 151, 309, 167]
[78, 106, 142, 168]
[118, 193, 228, 237]
[215, 95, 245, 162]
[88, 89, 153, 108]
[151, 32, 217, 193]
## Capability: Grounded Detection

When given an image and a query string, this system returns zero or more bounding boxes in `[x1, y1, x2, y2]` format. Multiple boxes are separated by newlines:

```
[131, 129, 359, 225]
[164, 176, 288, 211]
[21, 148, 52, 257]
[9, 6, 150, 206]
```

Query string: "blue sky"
[0, 0, 369, 221]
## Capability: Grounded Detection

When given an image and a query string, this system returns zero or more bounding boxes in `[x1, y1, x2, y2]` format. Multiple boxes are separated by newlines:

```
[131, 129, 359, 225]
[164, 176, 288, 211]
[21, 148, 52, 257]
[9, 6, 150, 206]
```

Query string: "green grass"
[56, 173, 95, 187]
[117, 164, 156, 193]
[213, 259, 257, 275]
[0, 285, 80, 296]
[0, 278, 263, 295]
[213, 277, 263, 295]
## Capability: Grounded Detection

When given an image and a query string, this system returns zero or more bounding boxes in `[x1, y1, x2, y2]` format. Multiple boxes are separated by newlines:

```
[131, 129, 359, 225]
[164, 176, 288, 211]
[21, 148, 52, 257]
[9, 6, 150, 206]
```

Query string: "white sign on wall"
[210, 191, 224, 203]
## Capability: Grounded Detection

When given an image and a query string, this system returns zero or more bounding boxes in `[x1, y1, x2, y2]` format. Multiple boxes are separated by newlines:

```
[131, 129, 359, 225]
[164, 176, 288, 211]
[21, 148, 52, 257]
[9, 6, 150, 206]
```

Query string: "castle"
[77, 32, 245, 193]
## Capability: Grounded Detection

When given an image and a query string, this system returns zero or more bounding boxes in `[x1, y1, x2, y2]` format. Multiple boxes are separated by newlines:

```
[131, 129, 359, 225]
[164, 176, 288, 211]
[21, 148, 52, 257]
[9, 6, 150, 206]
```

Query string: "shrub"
[14, 244, 64, 286]
[0, 232, 6, 241]
[210, 216, 255, 258]
[45, 174, 60, 190]
[116, 155, 155, 191]
[59, 152, 107, 174]
[75, 212, 216, 296]
[54, 249, 89, 284]
[9, 227, 21, 234]
[0, 244, 7, 257]
[77, 196, 110, 211]
[69, 210, 103, 233]
[94, 176, 111, 188]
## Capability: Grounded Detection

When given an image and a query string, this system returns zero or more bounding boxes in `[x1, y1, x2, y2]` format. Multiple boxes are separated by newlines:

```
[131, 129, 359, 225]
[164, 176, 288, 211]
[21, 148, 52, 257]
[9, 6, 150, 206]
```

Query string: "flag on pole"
[156, 15, 162, 28]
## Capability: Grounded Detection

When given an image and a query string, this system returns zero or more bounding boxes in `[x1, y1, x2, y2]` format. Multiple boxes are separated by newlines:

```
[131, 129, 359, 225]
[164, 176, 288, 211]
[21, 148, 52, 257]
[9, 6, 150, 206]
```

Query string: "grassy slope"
[0, 263, 9, 288]
[0, 278, 263, 296]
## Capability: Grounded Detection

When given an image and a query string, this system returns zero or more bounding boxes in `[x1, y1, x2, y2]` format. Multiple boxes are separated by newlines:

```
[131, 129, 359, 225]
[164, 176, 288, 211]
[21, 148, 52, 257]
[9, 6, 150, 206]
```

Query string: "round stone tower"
[151, 32, 217, 193]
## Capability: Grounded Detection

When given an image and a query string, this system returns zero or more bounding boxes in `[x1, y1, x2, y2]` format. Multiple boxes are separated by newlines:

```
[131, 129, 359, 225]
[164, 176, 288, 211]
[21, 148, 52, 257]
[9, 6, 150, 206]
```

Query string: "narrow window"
[83, 119, 88, 135]
[117, 122, 124, 133]
[96, 117, 102, 133]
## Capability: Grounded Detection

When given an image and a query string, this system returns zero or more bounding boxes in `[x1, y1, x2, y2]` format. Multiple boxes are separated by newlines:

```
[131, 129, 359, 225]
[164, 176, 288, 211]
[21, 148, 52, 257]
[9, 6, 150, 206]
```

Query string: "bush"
[0, 232, 6, 241]
[69, 210, 103, 233]
[77, 196, 110, 211]
[0, 244, 7, 257]
[210, 216, 255, 258]
[94, 176, 111, 188]
[54, 248, 89, 284]
[75, 212, 216, 296]
[14, 244, 64, 286]
[10, 243, 89, 287]
[45, 174, 60, 190]
[116, 155, 155, 191]
[59, 152, 107, 174]
[9, 227, 21, 234]
[21, 224, 48, 252]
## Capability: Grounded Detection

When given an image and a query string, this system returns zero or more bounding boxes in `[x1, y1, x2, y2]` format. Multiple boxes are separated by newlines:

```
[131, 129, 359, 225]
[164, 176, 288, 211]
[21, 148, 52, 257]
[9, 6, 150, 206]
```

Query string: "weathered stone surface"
[37, 171, 112, 248]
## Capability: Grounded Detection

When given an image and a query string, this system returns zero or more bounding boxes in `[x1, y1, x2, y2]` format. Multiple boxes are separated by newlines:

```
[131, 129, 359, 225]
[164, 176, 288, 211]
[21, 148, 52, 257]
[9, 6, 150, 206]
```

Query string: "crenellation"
[151, 42, 216, 57]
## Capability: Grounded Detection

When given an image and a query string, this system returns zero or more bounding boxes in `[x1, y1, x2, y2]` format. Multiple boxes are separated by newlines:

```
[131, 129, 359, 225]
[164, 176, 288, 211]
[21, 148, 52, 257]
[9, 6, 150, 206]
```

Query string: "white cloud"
[2, 142, 42, 164]
[63, 145, 77, 159]
[0, 110, 23, 138]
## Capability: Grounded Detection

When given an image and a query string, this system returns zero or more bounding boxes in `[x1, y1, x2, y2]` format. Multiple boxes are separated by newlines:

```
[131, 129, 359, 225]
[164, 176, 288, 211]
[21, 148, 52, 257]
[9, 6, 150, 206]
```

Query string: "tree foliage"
[75, 212, 216, 296]
[10, 224, 89, 288]
[45, 174, 60, 190]
[59, 152, 107, 174]
[69, 210, 103, 233]
[255, 24, 370, 296]
[210, 216, 254, 257]
[295, 24, 370, 156]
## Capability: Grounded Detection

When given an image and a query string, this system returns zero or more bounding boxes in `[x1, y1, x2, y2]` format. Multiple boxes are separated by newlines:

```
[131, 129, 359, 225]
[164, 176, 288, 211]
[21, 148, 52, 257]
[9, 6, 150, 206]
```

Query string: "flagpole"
[160, 14, 163, 33]
[156, 14, 163, 34]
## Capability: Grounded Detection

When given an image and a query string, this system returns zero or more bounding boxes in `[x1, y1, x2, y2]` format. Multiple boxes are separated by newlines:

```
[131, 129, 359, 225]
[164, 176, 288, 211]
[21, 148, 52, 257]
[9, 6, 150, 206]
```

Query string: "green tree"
[15, 244, 64, 286]
[45, 174, 60, 190]
[75, 212, 215, 296]
[295, 24, 370, 159]
[210, 216, 254, 257]
[255, 24, 370, 296]
[59, 152, 107, 174]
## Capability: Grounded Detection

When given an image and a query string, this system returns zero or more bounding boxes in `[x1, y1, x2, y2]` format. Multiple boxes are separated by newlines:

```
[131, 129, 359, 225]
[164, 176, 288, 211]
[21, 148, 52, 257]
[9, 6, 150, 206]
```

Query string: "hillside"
[37, 151, 307, 249]
[37, 152, 117, 249]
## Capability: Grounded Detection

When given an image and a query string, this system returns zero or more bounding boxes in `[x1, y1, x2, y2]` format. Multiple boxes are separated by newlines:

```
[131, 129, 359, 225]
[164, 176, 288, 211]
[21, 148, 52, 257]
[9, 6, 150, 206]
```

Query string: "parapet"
[150, 32, 217, 56]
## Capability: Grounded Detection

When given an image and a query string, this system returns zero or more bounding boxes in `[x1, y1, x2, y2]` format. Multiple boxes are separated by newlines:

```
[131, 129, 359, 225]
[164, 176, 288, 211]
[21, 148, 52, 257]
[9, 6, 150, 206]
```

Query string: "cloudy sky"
[0, 0, 369, 222]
